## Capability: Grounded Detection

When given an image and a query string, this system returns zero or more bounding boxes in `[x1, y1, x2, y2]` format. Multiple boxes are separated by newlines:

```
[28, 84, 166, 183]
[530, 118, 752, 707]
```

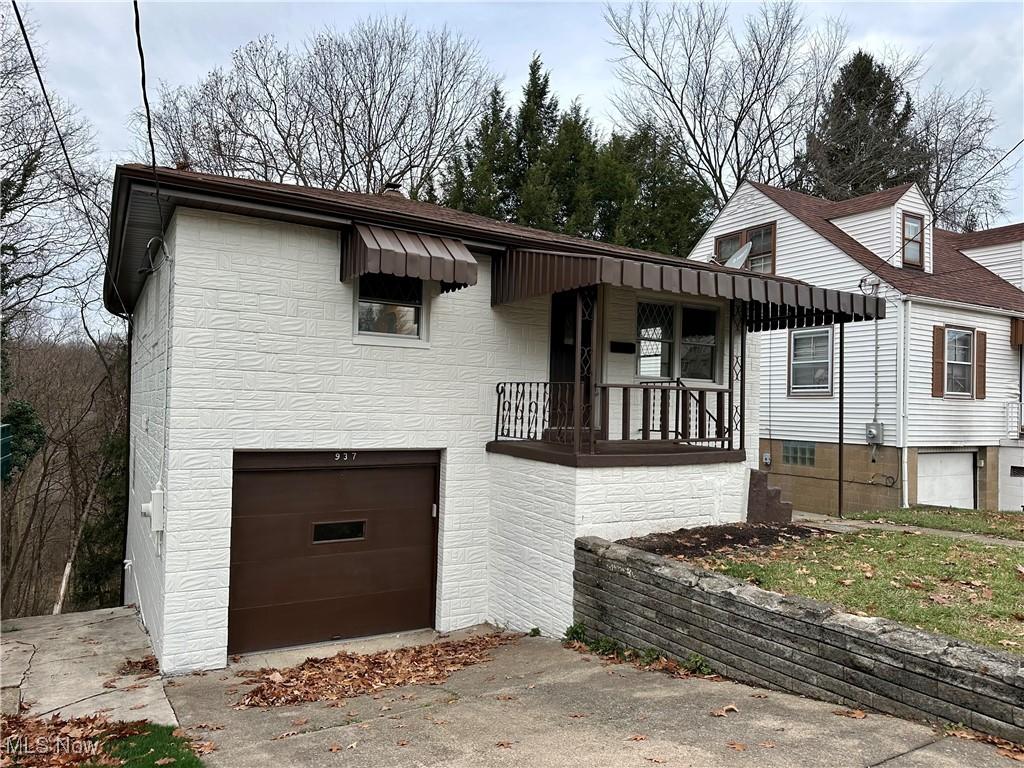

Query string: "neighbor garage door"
[228, 450, 438, 654]
[917, 452, 975, 509]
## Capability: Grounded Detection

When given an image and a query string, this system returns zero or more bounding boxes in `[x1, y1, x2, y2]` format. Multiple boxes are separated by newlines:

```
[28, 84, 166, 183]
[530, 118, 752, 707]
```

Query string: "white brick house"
[104, 165, 883, 673]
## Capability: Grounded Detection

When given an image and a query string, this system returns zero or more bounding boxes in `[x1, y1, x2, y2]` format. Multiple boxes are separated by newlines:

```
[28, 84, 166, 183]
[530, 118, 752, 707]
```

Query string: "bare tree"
[605, 0, 846, 209]
[915, 85, 1017, 231]
[1, 12, 107, 328]
[146, 16, 495, 196]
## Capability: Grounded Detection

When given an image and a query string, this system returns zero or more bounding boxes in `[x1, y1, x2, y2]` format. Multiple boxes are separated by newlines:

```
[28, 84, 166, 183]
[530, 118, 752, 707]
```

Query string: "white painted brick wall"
[150, 208, 549, 672]
[128, 207, 762, 672]
[487, 453, 752, 637]
[125, 223, 177, 659]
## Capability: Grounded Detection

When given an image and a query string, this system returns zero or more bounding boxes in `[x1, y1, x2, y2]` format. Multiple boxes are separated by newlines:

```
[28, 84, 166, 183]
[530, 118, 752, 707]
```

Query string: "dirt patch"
[237, 632, 519, 708]
[619, 523, 826, 559]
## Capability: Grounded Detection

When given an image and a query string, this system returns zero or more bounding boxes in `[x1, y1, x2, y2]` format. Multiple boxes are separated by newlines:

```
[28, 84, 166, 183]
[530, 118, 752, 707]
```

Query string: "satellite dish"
[724, 242, 752, 269]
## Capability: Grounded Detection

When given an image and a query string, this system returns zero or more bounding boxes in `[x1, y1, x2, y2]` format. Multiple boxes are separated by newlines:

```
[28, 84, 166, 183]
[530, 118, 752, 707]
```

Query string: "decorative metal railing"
[494, 380, 736, 453]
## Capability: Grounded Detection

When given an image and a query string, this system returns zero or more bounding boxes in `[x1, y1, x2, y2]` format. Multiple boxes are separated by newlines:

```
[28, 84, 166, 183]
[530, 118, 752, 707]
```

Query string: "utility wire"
[132, 0, 168, 273]
[11, 0, 131, 323]
[877, 136, 1024, 270]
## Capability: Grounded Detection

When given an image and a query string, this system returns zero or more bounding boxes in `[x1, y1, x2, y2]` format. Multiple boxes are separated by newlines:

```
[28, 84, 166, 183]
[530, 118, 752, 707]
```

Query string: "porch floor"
[485, 439, 746, 468]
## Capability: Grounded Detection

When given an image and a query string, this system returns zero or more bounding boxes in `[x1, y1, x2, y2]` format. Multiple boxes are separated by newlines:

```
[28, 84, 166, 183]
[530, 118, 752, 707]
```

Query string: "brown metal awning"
[492, 249, 885, 330]
[344, 223, 478, 291]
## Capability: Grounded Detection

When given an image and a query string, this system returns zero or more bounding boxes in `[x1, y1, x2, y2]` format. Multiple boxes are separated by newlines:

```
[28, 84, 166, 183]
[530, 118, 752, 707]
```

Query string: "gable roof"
[746, 181, 1024, 314]
[944, 223, 1024, 251]
[105, 164, 885, 327]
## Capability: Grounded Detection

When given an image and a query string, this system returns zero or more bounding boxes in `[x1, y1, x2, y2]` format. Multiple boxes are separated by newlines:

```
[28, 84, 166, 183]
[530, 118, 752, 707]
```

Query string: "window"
[902, 212, 923, 268]
[714, 222, 775, 274]
[313, 520, 366, 543]
[679, 307, 718, 380]
[782, 441, 816, 466]
[789, 328, 832, 395]
[636, 302, 674, 378]
[945, 327, 973, 396]
[636, 302, 720, 381]
[357, 274, 423, 338]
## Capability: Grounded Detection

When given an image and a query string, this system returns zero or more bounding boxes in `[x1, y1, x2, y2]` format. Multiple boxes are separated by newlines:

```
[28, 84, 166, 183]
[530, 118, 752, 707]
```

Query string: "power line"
[878, 136, 1024, 270]
[132, 0, 168, 273]
[11, 0, 131, 323]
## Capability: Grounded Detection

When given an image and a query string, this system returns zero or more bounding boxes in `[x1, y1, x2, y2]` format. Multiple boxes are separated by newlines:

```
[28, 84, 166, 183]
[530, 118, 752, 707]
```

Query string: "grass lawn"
[694, 530, 1024, 654]
[843, 507, 1024, 541]
[90, 724, 205, 767]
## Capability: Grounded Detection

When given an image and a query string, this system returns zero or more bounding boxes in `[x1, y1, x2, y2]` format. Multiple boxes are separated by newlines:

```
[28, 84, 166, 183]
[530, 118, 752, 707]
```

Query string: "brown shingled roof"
[746, 181, 1024, 314]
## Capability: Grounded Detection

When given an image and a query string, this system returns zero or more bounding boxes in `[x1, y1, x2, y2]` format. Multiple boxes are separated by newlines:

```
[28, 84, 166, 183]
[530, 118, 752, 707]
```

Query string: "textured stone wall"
[574, 537, 1024, 743]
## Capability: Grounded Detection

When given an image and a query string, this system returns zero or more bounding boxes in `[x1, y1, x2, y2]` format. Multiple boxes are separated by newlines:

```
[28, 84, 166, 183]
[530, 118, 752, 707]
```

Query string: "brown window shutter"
[975, 330, 987, 399]
[931, 325, 945, 398]
[1011, 317, 1024, 347]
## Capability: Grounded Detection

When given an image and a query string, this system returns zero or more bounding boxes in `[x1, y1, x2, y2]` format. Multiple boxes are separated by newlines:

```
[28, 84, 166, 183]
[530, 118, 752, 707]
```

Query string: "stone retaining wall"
[574, 536, 1024, 743]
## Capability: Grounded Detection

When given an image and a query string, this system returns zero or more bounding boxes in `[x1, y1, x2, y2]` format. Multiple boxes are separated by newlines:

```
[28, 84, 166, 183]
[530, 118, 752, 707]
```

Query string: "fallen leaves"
[118, 654, 159, 677]
[626, 734, 648, 741]
[949, 727, 1024, 762]
[725, 740, 747, 751]
[833, 708, 867, 719]
[495, 740, 514, 749]
[237, 633, 518, 707]
[0, 712, 185, 768]
[709, 703, 738, 717]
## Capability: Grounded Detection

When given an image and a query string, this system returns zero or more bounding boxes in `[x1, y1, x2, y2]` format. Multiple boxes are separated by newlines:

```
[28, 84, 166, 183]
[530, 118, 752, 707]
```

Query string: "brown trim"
[901, 211, 925, 269]
[931, 325, 945, 398]
[787, 326, 834, 398]
[975, 329, 987, 400]
[345, 223, 477, 289]
[713, 221, 776, 274]
[1011, 317, 1024, 347]
[485, 439, 746, 468]
[941, 325, 977, 400]
[233, 449, 441, 472]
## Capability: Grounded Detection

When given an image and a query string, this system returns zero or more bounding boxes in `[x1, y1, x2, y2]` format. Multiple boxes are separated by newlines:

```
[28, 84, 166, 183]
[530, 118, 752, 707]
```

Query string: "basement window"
[782, 441, 816, 466]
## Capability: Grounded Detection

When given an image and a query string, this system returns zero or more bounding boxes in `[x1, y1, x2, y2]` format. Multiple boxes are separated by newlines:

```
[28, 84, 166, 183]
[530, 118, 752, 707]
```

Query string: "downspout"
[119, 322, 134, 605]
[900, 299, 912, 508]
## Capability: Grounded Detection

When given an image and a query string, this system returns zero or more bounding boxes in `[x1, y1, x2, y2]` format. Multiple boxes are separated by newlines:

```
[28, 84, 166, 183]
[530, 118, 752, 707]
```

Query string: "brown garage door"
[228, 450, 438, 654]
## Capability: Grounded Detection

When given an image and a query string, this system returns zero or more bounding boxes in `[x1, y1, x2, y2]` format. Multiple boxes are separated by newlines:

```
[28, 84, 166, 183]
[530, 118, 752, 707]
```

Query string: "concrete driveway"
[1, 606, 175, 724]
[167, 633, 1001, 768]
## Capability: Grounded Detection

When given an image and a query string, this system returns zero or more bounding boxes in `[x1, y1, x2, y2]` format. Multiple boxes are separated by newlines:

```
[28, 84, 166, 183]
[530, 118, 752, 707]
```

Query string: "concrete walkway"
[167, 635, 1001, 768]
[1, 606, 176, 724]
[794, 510, 1024, 548]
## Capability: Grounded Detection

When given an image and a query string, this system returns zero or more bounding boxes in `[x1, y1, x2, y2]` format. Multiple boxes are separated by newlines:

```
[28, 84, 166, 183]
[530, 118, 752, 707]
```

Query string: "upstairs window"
[357, 274, 423, 338]
[789, 327, 832, 396]
[714, 222, 775, 273]
[902, 213, 924, 268]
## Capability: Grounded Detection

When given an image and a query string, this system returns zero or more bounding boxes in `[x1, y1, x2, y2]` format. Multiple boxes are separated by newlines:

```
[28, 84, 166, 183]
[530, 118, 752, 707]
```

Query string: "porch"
[483, 247, 885, 468]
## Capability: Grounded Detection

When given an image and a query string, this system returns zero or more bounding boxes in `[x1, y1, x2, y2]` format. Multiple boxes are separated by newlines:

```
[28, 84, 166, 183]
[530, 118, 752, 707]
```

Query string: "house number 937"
[334, 452, 357, 462]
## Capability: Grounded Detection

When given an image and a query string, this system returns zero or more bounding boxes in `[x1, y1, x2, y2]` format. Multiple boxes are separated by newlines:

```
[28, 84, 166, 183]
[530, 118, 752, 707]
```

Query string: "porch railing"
[494, 380, 736, 453]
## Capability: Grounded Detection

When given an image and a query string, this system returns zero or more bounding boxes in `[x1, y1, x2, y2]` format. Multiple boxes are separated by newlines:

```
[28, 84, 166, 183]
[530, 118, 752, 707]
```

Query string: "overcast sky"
[23, 0, 1024, 224]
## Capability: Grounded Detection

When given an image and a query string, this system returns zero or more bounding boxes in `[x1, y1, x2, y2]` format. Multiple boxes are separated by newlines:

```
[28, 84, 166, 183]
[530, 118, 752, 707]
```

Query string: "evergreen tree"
[548, 101, 599, 237]
[442, 87, 512, 218]
[594, 124, 712, 257]
[507, 55, 559, 225]
[800, 51, 927, 199]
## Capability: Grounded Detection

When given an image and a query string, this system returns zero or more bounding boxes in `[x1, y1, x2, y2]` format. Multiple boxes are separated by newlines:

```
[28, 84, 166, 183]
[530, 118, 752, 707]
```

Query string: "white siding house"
[690, 181, 1024, 514]
[107, 165, 870, 673]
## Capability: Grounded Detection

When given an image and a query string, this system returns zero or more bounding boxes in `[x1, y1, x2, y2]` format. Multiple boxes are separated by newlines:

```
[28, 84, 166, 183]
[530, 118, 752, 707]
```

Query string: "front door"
[548, 288, 597, 438]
